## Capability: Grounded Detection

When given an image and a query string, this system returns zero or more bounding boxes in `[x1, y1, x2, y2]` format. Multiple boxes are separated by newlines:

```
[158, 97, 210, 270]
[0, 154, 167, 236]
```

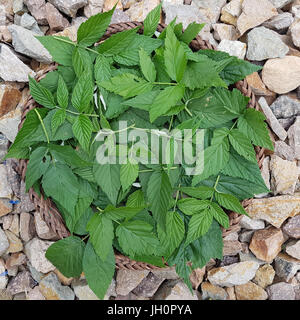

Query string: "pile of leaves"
[6, 4, 273, 299]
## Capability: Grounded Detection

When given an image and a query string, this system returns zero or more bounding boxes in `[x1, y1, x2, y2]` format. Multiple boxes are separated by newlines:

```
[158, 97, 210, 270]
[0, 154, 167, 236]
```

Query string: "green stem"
[184, 106, 193, 117]
[173, 183, 181, 212]
[168, 115, 174, 132]
[34, 109, 50, 144]
[138, 166, 178, 173]
[53, 36, 76, 46]
[153, 82, 177, 86]
[210, 175, 221, 202]
[55, 106, 99, 118]
[230, 119, 238, 131]
[81, 234, 90, 242]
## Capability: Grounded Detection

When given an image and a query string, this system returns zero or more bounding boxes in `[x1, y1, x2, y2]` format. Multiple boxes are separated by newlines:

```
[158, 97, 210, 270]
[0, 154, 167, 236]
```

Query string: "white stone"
[48, 0, 88, 17]
[269, 0, 293, 8]
[116, 269, 150, 296]
[286, 240, 300, 260]
[0, 165, 12, 199]
[0, 227, 9, 256]
[290, 21, 300, 48]
[24, 238, 56, 274]
[0, 106, 22, 143]
[212, 23, 238, 41]
[288, 116, 300, 160]
[83, 0, 104, 18]
[0, 44, 35, 82]
[8, 25, 52, 63]
[240, 215, 265, 230]
[217, 39, 246, 59]
[154, 280, 198, 300]
[207, 261, 260, 287]
[0, 259, 8, 289]
[34, 211, 58, 240]
[263, 12, 294, 32]
[191, 0, 227, 24]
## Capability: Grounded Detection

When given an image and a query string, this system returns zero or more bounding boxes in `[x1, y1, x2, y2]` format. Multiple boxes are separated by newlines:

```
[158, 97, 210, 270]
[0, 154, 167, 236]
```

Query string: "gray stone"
[282, 215, 300, 239]
[116, 269, 150, 296]
[19, 13, 43, 35]
[45, 2, 70, 31]
[218, 39, 246, 59]
[218, 255, 239, 267]
[27, 286, 45, 300]
[0, 106, 22, 143]
[19, 212, 35, 242]
[290, 21, 300, 48]
[153, 280, 198, 300]
[263, 13, 294, 32]
[246, 27, 289, 61]
[286, 240, 300, 260]
[13, 0, 27, 14]
[132, 272, 165, 298]
[83, 0, 104, 18]
[0, 44, 35, 82]
[239, 230, 255, 243]
[239, 251, 266, 266]
[0, 5, 6, 26]
[8, 25, 52, 64]
[0, 259, 8, 289]
[278, 117, 296, 130]
[212, 23, 238, 41]
[48, 0, 88, 17]
[14, 181, 36, 213]
[152, 267, 180, 280]
[223, 240, 243, 256]
[267, 282, 295, 300]
[6, 271, 35, 295]
[274, 253, 300, 281]
[72, 279, 99, 300]
[0, 165, 12, 199]
[110, 9, 130, 24]
[34, 211, 58, 240]
[0, 227, 9, 256]
[207, 261, 260, 287]
[274, 141, 295, 161]
[23, 0, 48, 25]
[0, 289, 12, 300]
[269, 0, 293, 8]
[0, 134, 8, 161]
[240, 215, 265, 230]
[39, 272, 75, 300]
[24, 238, 56, 274]
[191, 0, 227, 24]
[270, 95, 300, 119]
[287, 116, 300, 160]
[27, 262, 43, 283]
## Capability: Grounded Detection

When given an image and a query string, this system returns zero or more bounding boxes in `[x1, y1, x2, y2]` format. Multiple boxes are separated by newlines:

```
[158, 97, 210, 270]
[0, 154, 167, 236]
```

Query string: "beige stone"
[126, 0, 161, 21]
[246, 195, 300, 228]
[225, 287, 236, 300]
[235, 281, 268, 300]
[237, 0, 278, 36]
[212, 23, 238, 41]
[19, 212, 35, 242]
[4, 230, 23, 253]
[27, 286, 45, 300]
[262, 56, 300, 94]
[103, 0, 122, 12]
[84, 0, 104, 18]
[253, 264, 276, 288]
[290, 21, 300, 48]
[189, 267, 206, 290]
[0, 26, 12, 43]
[223, 240, 243, 256]
[0, 199, 12, 218]
[116, 269, 150, 296]
[5, 252, 26, 269]
[246, 72, 274, 96]
[286, 240, 300, 260]
[249, 227, 284, 262]
[220, 0, 243, 26]
[270, 156, 299, 195]
[54, 26, 77, 42]
[45, 2, 70, 31]
[8, 214, 19, 237]
[201, 282, 228, 300]
[0, 84, 21, 118]
[54, 269, 73, 286]
[34, 211, 58, 240]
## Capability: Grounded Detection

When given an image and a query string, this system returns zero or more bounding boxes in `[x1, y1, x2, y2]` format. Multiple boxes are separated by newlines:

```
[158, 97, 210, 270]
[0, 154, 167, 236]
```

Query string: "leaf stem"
[173, 183, 181, 212]
[230, 119, 238, 131]
[55, 106, 99, 118]
[138, 166, 178, 173]
[53, 36, 77, 46]
[168, 115, 174, 132]
[210, 175, 221, 202]
[34, 109, 50, 144]
[153, 82, 177, 86]
[81, 234, 90, 242]
[184, 106, 193, 117]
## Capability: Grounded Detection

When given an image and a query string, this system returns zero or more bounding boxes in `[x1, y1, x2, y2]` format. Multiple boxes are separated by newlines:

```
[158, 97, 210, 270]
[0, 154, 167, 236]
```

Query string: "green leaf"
[87, 213, 114, 261]
[93, 164, 121, 205]
[49, 144, 90, 168]
[120, 162, 139, 191]
[147, 170, 173, 230]
[122, 91, 158, 111]
[185, 209, 213, 246]
[72, 47, 92, 77]
[57, 76, 69, 109]
[139, 48, 156, 82]
[71, 72, 94, 112]
[29, 76, 56, 108]
[39, 71, 59, 93]
[215, 192, 248, 216]
[209, 202, 230, 228]
[164, 27, 187, 82]
[45, 236, 85, 278]
[179, 22, 205, 44]
[192, 136, 230, 185]
[94, 54, 111, 85]
[158, 210, 185, 258]
[126, 190, 146, 208]
[229, 129, 257, 163]
[42, 162, 79, 213]
[177, 198, 210, 215]
[143, 2, 162, 36]
[25, 146, 50, 191]
[116, 220, 160, 256]
[149, 85, 185, 122]
[36, 36, 75, 66]
[103, 205, 144, 221]
[83, 241, 115, 300]
[113, 35, 162, 67]
[72, 115, 93, 151]
[77, 8, 114, 47]
[98, 27, 140, 56]
[5, 108, 48, 159]
[182, 58, 226, 90]
[51, 109, 66, 135]
[101, 73, 153, 99]
[179, 186, 214, 200]
[238, 108, 274, 150]
[221, 150, 268, 190]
